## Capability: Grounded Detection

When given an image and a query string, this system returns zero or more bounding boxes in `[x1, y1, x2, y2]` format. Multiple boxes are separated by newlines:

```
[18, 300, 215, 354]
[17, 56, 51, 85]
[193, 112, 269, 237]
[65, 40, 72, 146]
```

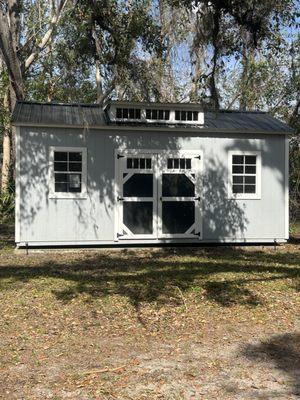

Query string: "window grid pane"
[146, 109, 170, 120]
[54, 151, 83, 193]
[116, 108, 141, 119]
[232, 154, 257, 195]
[126, 157, 152, 170]
[175, 110, 199, 121]
[167, 158, 192, 170]
[54, 172, 82, 193]
[54, 152, 67, 161]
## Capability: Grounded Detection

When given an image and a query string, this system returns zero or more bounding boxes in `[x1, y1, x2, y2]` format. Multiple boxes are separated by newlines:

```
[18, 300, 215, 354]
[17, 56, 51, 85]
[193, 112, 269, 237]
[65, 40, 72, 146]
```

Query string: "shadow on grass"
[0, 246, 299, 311]
[203, 281, 261, 307]
[242, 333, 300, 397]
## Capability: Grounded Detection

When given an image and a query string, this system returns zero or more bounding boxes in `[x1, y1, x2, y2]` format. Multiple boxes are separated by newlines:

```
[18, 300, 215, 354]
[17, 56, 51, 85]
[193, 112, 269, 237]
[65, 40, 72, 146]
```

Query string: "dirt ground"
[0, 227, 300, 399]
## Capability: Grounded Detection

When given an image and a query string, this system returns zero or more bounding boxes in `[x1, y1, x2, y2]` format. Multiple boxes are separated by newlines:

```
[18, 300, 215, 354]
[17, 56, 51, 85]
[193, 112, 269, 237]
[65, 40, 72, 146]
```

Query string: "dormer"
[106, 101, 204, 125]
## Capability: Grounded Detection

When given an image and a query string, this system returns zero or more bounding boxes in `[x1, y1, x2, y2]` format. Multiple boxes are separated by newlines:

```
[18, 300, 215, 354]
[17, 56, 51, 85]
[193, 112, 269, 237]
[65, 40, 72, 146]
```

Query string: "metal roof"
[12, 101, 106, 127]
[12, 101, 293, 134]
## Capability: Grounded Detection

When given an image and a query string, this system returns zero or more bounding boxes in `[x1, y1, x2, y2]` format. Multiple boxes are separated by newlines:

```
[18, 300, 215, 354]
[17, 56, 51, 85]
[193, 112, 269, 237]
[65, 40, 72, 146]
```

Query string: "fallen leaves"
[0, 243, 300, 398]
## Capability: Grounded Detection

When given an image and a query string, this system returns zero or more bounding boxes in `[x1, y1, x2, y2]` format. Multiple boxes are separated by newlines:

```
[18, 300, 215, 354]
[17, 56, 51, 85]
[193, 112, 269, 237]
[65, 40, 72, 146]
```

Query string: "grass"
[0, 225, 300, 399]
[0, 223, 14, 251]
[291, 219, 300, 237]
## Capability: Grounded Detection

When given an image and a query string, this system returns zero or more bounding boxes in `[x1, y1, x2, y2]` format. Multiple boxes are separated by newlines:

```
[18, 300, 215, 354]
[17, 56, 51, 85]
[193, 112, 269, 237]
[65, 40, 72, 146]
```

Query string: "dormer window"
[109, 103, 204, 125]
[146, 109, 170, 120]
[175, 110, 198, 121]
[116, 108, 141, 120]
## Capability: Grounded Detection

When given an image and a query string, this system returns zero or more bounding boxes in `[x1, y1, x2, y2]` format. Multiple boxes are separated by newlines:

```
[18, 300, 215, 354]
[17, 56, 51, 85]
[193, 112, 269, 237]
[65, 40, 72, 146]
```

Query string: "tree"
[0, 0, 298, 223]
[63, 0, 162, 103]
[181, 0, 298, 109]
[0, 0, 68, 192]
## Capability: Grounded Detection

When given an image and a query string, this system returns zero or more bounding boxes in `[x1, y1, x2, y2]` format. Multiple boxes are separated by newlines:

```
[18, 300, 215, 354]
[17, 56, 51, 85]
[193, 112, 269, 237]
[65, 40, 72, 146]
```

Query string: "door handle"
[117, 196, 124, 201]
[194, 196, 200, 201]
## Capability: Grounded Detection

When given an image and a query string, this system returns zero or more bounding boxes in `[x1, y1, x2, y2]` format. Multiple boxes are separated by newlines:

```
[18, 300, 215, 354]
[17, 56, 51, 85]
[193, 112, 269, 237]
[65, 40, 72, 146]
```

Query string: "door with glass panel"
[117, 151, 202, 240]
[157, 152, 202, 238]
[117, 153, 157, 239]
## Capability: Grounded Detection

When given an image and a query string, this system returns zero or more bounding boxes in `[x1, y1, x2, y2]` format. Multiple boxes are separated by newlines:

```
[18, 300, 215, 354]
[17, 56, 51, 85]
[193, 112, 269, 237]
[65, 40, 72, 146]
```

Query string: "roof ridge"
[213, 109, 267, 114]
[16, 100, 101, 108]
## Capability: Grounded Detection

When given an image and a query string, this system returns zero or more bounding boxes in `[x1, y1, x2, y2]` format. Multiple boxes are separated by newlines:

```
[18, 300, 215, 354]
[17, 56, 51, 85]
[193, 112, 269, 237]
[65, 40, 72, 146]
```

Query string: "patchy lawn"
[0, 230, 300, 399]
[291, 220, 300, 239]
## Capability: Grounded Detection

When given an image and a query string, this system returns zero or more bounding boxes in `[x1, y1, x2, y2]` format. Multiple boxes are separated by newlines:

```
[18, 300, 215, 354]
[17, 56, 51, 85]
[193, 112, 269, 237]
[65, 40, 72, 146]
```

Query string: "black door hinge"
[117, 196, 124, 201]
[117, 154, 124, 159]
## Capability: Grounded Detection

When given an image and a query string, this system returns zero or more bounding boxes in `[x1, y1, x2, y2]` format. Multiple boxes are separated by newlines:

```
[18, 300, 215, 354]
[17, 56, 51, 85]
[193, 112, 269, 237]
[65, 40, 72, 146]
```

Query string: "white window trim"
[228, 150, 261, 200]
[49, 146, 87, 199]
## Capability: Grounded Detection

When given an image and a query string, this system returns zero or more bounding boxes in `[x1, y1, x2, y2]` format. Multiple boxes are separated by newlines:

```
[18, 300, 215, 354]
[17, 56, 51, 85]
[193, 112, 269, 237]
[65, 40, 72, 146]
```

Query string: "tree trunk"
[239, 30, 255, 111]
[95, 59, 103, 103]
[1, 78, 21, 192]
[1, 132, 11, 192]
[92, 22, 103, 103]
[239, 45, 249, 111]
[1, 91, 12, 192]
[190, 51, 202, 102]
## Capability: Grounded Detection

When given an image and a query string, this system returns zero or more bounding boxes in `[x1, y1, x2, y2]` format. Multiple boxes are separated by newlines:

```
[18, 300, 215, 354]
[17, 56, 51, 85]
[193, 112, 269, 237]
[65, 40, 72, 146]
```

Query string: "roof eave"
[12, 121, 292, 135]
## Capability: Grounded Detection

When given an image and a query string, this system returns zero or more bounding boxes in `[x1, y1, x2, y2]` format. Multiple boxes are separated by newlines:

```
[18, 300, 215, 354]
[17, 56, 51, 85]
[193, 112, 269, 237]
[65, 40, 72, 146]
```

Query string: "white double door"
[116, 150, 202, 240]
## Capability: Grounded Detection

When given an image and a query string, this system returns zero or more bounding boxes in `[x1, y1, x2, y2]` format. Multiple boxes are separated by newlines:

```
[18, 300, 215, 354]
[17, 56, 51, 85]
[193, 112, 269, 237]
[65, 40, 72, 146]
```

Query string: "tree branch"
[97, 77, 116, 106]
[23, 0, 68, 71]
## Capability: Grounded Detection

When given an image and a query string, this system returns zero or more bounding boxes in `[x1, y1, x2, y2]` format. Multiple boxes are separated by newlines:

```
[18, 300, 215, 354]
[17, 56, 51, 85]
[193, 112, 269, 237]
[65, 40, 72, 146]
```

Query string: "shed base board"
[16, 237, 288, 249]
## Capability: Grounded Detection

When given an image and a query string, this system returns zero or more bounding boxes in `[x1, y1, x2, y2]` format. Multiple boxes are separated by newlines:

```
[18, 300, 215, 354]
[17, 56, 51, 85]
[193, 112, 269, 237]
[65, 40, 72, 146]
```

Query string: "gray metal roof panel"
[12, 101, 293, 134]
[204, 111, 292, 132]
[12, 102, 107, 127]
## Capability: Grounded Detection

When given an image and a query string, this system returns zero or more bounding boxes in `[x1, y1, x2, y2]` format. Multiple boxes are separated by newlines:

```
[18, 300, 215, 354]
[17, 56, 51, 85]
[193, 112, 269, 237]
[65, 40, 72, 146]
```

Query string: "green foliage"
[0, 182, 14, 223]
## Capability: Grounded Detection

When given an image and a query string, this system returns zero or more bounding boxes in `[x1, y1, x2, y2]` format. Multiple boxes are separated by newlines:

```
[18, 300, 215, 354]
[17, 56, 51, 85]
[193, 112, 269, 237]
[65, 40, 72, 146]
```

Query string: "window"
[228, 151, 261, 199]
[126, 157, 152, 169]
[175, 110, 198, 122]
[146, 109, 170, 120]
[49, 147, 87, 198]
[167, 158, 192, 170]
[116, 108, 141, 120]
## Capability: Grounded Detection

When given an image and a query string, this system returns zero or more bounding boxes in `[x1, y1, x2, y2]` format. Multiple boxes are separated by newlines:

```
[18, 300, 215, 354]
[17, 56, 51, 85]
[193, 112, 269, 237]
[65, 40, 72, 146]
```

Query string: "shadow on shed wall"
[17, 128, 285, 242]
